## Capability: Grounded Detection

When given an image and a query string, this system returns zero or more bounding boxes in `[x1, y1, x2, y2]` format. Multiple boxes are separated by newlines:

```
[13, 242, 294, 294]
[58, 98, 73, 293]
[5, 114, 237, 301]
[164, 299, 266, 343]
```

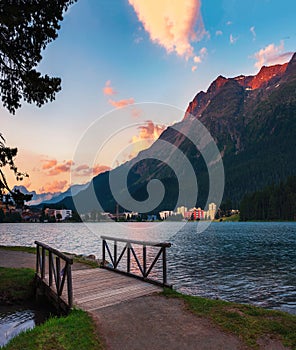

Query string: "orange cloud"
[108, 98, 135, 109]
[46, 160, 74, 176]
[103, 80, 117, 96]
[42, 159, 57, 170]
[74, 164, 111, 177]
[39, 180, 68, 193]
[93, 164, 111, 176]
[128, 0, 206, 59]
[128, 120, 167, 159]
[132, 120, 166, 142]
[253, 41, 293, 69]
[131, 107, 142, 119]
[192, 47, 207, 72]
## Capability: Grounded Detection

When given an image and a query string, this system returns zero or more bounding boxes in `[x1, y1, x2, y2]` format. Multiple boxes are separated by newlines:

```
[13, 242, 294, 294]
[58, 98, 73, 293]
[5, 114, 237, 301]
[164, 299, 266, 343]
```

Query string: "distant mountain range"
[15, 183, 89, 206]
[51, 52, 296, 213]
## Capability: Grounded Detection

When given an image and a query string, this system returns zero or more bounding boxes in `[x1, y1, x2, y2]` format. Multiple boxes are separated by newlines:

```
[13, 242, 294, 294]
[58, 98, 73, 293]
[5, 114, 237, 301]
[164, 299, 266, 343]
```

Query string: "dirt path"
[0, 249, 290, 350]
[93, 294, 249, 350]
[0, 249, 36, 269]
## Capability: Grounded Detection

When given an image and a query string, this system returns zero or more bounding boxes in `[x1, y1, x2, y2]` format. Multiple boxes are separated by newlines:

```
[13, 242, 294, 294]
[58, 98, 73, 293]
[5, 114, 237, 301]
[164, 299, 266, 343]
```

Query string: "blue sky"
[2, 0, 295, 193]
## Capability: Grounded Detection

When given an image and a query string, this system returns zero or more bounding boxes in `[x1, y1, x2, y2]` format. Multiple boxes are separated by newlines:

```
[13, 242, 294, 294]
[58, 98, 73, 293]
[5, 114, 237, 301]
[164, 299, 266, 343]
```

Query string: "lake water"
[0, 221, 295, 314]
[0, 303, 54, 347]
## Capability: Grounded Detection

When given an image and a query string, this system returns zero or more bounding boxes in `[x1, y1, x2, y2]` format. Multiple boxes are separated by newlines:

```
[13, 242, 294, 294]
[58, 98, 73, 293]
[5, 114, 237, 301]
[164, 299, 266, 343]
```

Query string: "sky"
[2, 0, 296, 194]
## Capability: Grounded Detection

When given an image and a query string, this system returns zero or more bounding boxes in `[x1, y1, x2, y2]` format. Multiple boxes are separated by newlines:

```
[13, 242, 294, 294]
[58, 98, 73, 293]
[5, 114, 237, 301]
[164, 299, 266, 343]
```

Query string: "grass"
[216, 214, 240, 222]
[2, 309, 103, 350]
[0, 267, 35, 302]
[0, 267, 103, 349]
[163, 288, 296, 349]
[0, 245, 36, 254]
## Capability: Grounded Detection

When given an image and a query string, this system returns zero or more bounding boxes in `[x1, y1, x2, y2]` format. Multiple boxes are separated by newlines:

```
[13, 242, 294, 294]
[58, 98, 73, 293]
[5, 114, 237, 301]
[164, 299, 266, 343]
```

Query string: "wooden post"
[127, 243, 131, 273]
[114, 241, 117, 268]
[49, 251, 53, 286]
[56, 257, 61, 295]
[41, 247, 46, 279]
[67, 263, 73, 308]
[36, 244, 40, 274]
[162, 247, 167, 286]
[102, 239, 105, 265]
[143, 245, 147, 277]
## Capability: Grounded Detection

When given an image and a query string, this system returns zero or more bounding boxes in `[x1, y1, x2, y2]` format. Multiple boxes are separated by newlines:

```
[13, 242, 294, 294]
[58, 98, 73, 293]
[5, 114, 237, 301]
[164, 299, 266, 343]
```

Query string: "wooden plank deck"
[56, 268, 162, 312]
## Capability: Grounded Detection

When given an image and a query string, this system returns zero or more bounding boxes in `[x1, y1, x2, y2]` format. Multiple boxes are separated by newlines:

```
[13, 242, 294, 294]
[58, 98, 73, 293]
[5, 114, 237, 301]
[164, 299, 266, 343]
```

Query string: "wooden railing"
[35, 241, 73, 308]
[101, 235, 172, 288]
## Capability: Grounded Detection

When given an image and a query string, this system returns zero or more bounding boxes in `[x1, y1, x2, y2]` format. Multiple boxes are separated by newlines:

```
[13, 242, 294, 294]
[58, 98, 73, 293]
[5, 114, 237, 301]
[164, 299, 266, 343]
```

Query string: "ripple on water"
[0, 221, 295, 314]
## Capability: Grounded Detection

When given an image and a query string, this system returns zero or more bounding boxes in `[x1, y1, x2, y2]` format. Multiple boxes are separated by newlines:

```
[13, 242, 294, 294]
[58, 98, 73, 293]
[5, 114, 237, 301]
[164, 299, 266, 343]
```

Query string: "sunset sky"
[2, 0, 296, 194]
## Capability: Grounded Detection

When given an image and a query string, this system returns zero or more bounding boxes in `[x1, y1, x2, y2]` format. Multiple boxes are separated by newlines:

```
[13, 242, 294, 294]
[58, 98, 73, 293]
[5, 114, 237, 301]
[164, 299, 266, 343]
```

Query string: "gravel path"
[0, 249, 290, 350]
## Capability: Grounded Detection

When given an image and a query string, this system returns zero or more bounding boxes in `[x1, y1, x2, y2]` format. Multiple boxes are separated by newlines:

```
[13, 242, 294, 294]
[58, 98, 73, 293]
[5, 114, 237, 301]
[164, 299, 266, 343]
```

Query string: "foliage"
[0, 0, 77, 114]
[240, 176, 296, 221]
[163, 288, 296, 349]
[0, 134, 32, 208]
[0, 267, 35, 303]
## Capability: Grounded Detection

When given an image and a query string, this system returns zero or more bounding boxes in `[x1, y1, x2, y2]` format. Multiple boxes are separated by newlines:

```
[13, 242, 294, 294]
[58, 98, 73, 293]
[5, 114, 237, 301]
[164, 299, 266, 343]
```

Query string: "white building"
[159, 210, 174, 220]
[54, 209, 72, 221]
[176, 206, 187, 218]
[207, 203, 217, 220]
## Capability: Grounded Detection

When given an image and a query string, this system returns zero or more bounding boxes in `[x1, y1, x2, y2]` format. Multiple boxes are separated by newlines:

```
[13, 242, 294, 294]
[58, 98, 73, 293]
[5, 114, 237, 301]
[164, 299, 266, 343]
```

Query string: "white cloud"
[253, 41, 293, 69]
[191, 47, 207, 72]
[250, 26, 256, 40]
[230, 34, 238, 44]
[128, 0, 206, 59]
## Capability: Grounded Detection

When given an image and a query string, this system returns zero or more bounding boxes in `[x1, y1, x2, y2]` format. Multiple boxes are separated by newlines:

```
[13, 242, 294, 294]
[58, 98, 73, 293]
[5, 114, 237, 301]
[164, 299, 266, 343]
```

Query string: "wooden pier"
[34, 237, 171, 312]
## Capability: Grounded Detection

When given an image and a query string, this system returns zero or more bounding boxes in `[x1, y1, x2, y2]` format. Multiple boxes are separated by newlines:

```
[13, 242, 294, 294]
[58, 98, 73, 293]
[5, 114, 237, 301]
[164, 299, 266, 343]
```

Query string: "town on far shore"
[0, 192, 239, 223]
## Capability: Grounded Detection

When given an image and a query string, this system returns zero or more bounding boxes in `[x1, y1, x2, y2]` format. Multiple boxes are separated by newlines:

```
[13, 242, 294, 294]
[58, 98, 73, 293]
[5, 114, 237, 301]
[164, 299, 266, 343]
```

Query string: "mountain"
[13, 185, 62, 206]
[15, 183, 89, 206]
[58, 52, 296, 213]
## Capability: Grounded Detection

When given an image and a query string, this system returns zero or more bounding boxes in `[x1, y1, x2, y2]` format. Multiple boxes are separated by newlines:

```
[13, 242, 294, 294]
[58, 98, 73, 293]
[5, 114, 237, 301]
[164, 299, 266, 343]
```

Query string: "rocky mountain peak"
[184, 55, 294, 120]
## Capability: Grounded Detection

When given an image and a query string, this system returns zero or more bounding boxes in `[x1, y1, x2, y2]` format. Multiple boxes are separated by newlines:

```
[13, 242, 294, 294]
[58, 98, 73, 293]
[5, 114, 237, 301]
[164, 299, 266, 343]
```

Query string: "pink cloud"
[128, 0, 206, 59]
[92, 164, 111, 176]
[46, 160, 74, 176]
[74, 164, 111, 177]
[103, 80, 117, 96]
[131, 120, 166, 143]
[108, 98, 135, 109]
[131, 107, 142, 119]
[127, 120, 167, 160]
[39, 180, 68, 193]
[42, 159, 57, 170]
[253, 41, 293, 69]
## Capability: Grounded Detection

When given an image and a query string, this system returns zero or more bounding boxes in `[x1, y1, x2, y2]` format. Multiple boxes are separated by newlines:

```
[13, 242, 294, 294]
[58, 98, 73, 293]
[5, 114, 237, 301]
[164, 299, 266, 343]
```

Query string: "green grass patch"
[0, 267, 35, 303]
[163, 288, 296, 349]
[0, 245, 36, 254]
[2, 309, 103, 350]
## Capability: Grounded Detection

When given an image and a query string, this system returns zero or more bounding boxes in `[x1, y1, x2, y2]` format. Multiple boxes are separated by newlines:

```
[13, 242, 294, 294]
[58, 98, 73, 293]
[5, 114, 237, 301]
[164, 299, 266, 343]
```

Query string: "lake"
[0, 221, 295, 314]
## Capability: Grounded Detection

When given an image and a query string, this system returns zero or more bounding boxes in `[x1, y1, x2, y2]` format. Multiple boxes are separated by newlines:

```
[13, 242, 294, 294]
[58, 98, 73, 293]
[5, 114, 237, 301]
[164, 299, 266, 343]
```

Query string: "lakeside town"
[0, 192, 238, 223]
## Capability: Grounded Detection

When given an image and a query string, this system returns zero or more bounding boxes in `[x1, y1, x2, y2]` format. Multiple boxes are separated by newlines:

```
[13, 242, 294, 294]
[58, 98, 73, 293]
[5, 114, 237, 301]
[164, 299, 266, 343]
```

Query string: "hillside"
[57, 53, 296, 213]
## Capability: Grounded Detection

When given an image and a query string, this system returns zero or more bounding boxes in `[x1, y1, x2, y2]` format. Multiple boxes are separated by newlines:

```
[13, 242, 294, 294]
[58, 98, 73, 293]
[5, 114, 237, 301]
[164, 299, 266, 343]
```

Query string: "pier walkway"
[0, 246, 288, 349]
[65, 267, 161, 311]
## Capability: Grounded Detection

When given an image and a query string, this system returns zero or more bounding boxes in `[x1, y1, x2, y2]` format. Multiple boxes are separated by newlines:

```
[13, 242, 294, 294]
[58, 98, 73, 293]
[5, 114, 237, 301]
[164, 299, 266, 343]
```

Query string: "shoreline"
[0, 248, 296, 349]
